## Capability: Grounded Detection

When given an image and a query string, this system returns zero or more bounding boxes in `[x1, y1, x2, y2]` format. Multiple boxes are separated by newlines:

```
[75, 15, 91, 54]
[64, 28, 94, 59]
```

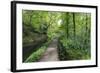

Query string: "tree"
[66, 13, 69, 38]
[73, 13, 76, 39]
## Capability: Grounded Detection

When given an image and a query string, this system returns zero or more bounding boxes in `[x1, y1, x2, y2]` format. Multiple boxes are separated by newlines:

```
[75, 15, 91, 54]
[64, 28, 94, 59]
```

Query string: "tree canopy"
[22, 10, 91, 62]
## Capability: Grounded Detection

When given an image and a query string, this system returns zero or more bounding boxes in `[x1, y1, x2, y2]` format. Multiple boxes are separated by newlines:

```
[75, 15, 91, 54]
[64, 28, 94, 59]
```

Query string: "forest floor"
[39, 39, 59, 62]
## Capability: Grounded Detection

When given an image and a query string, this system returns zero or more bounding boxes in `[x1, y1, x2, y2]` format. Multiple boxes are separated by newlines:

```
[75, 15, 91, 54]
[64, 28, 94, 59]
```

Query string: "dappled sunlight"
[58, 19, 62, 26]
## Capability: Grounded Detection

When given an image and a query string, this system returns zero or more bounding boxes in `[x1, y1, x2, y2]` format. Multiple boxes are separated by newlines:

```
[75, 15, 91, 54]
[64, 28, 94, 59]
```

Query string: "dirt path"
[39, 39, 59, 62]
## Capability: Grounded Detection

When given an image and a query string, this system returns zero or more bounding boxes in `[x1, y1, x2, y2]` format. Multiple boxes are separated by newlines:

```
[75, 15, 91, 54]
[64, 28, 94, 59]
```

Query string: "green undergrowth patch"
[58, 36, 91, 60]
[24, 40, 51, 63]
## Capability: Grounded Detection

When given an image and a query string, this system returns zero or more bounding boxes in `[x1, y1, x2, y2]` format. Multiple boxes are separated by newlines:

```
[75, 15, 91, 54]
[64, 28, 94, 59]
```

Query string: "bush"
[58, 36, 91, 60]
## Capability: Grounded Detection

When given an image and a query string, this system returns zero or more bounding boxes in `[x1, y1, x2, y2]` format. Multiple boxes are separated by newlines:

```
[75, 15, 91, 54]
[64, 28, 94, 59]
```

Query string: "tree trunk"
[86, 13, 88, 37]
[66, 13, 69, 38]
[73, 13, 76, 39]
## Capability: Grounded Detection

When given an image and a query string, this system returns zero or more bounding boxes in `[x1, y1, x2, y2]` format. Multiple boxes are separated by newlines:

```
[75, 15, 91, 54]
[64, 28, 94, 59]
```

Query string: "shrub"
[58, 36, 91, 60]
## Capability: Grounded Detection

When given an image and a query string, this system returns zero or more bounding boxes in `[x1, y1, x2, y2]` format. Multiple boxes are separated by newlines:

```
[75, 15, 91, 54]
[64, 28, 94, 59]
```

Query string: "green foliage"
[22, 9, 91, 62]
[57, 12, 91, 60]
[25, 46, 47, 62]
[24, 40, 51, 62]
[58, 35, 91, 60]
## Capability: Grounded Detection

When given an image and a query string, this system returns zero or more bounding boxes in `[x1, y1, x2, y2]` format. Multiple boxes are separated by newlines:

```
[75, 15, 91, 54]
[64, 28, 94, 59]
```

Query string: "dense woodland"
[22, 10, 91, 62]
